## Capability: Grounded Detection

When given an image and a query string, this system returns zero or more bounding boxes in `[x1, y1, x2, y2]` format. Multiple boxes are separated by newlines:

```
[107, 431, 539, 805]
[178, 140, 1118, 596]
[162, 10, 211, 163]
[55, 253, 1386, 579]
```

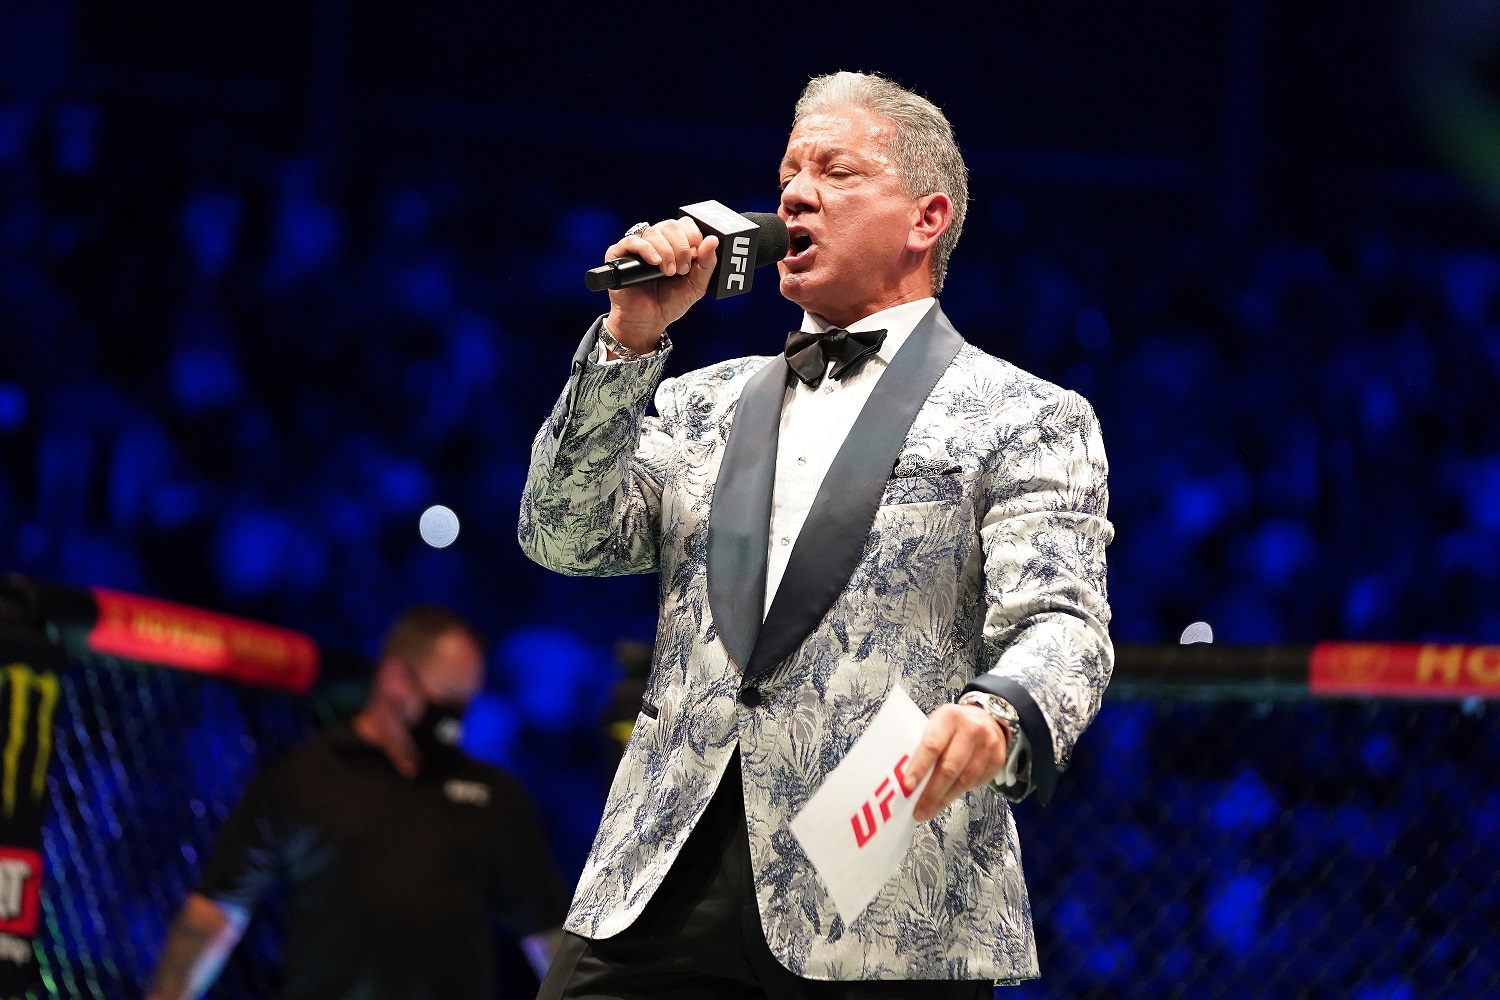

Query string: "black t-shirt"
[199, 721, 569, 1000]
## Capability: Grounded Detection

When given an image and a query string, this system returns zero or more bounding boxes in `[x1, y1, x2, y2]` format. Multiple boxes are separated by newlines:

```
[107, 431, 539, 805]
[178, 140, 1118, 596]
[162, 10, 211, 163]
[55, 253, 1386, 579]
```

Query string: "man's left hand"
[904, 703, 1009, 823]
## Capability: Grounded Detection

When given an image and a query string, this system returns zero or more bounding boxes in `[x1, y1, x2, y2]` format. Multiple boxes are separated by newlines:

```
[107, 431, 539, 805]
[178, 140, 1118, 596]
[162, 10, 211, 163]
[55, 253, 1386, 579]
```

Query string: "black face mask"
[409, 702, 465, 767]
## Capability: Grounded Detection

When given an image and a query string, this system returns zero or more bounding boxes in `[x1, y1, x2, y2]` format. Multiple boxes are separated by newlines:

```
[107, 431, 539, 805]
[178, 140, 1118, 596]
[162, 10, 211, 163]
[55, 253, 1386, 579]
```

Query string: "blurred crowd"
[7, 98, 1500, 635]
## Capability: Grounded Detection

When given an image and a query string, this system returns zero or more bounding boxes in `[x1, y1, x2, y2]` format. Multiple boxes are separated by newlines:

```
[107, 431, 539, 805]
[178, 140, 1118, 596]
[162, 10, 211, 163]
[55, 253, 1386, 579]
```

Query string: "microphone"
[584, 201, 789, 300]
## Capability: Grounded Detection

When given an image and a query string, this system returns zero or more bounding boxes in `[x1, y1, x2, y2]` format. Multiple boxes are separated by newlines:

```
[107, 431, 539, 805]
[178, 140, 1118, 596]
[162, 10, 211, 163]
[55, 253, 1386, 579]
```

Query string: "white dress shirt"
[764, 298, 934, 615]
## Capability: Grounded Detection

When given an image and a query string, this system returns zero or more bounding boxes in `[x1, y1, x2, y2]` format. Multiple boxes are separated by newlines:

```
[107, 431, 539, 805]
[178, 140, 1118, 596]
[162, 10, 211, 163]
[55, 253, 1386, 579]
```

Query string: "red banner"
[88, 588, 319, 694]
[1309, 642, 1500, 698]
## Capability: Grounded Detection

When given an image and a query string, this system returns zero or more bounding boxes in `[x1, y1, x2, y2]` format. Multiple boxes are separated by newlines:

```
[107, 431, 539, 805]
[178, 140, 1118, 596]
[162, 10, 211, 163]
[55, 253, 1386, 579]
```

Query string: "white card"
[788, 685, 932, 924]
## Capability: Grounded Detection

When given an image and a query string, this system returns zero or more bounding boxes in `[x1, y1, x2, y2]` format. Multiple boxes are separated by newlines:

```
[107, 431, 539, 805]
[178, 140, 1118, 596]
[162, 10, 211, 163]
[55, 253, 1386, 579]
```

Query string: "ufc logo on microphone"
[726, 235, 752, 290]
[850, 755, 918, 848]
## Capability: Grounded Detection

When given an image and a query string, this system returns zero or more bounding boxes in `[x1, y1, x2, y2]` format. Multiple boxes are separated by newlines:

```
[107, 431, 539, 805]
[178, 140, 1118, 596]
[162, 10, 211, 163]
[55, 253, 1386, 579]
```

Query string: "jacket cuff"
[962, 675, 1058, 805]
[552, 316, 672, 442]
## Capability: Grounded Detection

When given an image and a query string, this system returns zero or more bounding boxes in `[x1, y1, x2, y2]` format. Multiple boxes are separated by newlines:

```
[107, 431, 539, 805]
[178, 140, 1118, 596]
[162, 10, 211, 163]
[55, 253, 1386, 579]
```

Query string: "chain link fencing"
[39, 653, 319, 999]
[1011, 695, 1499, 1000]
[26, 641, 1500, 999]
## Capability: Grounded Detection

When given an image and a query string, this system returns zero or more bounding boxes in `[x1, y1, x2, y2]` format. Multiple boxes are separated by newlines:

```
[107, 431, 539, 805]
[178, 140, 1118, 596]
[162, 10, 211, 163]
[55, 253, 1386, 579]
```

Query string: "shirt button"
[796, 456, 807, 466]
[779, 537, 790, 546]
[739, 686, 763, 708]
[822, 384, 834, 394]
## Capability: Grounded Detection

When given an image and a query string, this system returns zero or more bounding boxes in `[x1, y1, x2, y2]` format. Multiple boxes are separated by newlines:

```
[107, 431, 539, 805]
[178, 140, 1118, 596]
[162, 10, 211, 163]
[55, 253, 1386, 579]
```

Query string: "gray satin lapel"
[706, 359, 788, 672]
[746, 304, 965, 685]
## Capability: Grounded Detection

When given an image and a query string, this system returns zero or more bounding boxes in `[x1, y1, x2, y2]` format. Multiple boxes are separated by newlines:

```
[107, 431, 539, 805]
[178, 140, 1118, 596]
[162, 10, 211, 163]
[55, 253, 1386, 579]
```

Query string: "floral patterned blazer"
[519, 302, 1113, 983]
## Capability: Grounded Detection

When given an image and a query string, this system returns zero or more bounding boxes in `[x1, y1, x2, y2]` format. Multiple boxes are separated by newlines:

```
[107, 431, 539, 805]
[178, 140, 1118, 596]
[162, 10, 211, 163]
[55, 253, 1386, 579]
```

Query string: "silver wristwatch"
[957, 691, 1021, 748]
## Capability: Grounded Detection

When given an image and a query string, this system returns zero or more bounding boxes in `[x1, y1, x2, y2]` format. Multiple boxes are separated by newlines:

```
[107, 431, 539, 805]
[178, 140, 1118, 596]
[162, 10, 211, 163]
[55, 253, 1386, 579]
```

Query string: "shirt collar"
[800, 297, 936, 365]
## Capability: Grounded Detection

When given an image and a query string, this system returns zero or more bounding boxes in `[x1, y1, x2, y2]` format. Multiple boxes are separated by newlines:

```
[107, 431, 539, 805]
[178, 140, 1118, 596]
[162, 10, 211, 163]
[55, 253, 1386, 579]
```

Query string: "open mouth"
[788, 232, 814, 257]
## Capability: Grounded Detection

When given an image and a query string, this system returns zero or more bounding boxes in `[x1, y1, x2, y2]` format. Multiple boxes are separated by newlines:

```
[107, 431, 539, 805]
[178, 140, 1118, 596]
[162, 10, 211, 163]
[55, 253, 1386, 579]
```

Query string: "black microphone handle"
[584, 256, 663, 293]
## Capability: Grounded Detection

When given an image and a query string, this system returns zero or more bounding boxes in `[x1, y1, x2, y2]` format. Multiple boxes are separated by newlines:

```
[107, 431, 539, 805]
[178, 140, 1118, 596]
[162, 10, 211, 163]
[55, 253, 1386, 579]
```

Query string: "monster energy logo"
[0, 666, 58, 820]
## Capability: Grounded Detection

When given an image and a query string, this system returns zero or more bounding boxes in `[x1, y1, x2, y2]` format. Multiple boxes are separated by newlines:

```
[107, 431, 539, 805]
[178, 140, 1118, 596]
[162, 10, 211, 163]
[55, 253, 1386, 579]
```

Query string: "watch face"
[962, 693, 1017, 737]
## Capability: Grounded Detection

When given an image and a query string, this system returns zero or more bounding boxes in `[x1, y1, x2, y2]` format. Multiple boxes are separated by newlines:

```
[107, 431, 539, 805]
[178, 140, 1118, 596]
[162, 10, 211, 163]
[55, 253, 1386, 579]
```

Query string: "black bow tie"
[783, 328, 888, 388]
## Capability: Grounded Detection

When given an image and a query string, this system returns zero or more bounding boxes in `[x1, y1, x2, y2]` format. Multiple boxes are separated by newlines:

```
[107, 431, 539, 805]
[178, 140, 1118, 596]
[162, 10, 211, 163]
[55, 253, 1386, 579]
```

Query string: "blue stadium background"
[2, 1, 1499, 997]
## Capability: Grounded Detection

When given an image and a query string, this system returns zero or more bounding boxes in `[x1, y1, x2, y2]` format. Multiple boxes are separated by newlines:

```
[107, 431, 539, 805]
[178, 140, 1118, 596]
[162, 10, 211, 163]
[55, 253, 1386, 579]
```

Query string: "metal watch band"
[598, 322, 669, 361]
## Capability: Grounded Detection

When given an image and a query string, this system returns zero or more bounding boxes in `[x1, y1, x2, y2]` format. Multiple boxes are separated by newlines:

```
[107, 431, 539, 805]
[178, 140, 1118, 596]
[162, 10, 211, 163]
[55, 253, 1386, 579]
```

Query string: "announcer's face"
[776, 105, 931, 328]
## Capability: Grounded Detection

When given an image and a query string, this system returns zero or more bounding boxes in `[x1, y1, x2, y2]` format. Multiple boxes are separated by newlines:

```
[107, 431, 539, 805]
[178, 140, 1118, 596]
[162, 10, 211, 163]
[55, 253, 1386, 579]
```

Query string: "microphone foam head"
[741, 212, 790, 267]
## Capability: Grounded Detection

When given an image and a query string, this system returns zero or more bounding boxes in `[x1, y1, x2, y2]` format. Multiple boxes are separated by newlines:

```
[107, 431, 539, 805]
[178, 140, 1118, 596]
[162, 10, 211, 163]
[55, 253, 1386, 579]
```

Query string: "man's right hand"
[603, 217, 720, 355]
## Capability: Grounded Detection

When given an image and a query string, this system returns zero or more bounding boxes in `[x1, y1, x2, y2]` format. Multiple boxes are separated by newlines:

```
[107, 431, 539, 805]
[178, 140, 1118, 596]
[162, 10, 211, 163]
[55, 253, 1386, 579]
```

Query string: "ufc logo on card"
[850, 755, 917, 848]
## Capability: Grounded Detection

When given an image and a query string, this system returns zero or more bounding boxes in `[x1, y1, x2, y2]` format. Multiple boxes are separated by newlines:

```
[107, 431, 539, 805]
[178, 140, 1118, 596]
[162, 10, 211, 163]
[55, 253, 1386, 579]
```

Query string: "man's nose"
[779, 171, 818, 215]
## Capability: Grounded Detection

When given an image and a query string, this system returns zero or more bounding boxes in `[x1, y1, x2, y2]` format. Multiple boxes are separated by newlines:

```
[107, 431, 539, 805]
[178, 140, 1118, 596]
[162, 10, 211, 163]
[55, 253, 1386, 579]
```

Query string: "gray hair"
[794, 71, 969, 294]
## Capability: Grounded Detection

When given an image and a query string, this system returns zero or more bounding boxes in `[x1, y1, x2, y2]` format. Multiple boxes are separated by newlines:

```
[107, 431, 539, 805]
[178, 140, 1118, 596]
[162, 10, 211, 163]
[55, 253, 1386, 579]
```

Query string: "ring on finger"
[624, 221, 651, 238]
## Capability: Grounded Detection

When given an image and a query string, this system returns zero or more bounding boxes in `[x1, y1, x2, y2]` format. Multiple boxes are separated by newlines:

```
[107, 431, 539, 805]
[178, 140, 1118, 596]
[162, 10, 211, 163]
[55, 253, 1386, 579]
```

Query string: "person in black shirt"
[147, 606, 568, 1000]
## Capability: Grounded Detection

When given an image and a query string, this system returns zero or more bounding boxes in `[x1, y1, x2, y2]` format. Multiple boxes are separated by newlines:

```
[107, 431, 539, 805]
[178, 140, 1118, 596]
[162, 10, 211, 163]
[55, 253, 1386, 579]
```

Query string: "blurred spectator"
[145, 606, 568, 1000]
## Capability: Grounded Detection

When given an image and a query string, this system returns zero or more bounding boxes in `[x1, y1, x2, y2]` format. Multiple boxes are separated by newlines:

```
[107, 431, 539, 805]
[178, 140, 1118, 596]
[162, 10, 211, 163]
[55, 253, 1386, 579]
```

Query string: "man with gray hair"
[523, 71, 1113, 998]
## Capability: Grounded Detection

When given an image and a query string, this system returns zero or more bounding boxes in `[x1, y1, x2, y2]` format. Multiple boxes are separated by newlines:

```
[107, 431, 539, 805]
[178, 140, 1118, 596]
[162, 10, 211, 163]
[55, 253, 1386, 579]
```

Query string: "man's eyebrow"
[780, 146, 856, 170]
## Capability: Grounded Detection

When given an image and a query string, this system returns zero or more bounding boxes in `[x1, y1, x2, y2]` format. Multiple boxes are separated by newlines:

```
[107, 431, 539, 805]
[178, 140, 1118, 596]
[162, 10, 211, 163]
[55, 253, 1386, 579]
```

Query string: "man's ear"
[907, 192, 953, 255]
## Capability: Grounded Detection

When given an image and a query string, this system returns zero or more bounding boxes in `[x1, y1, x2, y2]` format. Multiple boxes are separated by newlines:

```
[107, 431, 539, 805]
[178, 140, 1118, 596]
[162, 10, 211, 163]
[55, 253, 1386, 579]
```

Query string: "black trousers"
[537, 753, 993, 1000]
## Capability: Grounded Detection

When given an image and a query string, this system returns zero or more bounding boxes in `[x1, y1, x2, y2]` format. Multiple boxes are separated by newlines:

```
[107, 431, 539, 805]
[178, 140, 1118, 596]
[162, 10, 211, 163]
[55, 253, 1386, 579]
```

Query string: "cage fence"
[40, 652, 321, 999]
[14, 627, 1500, 1000]
[1010, 695, 1498, 1000]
